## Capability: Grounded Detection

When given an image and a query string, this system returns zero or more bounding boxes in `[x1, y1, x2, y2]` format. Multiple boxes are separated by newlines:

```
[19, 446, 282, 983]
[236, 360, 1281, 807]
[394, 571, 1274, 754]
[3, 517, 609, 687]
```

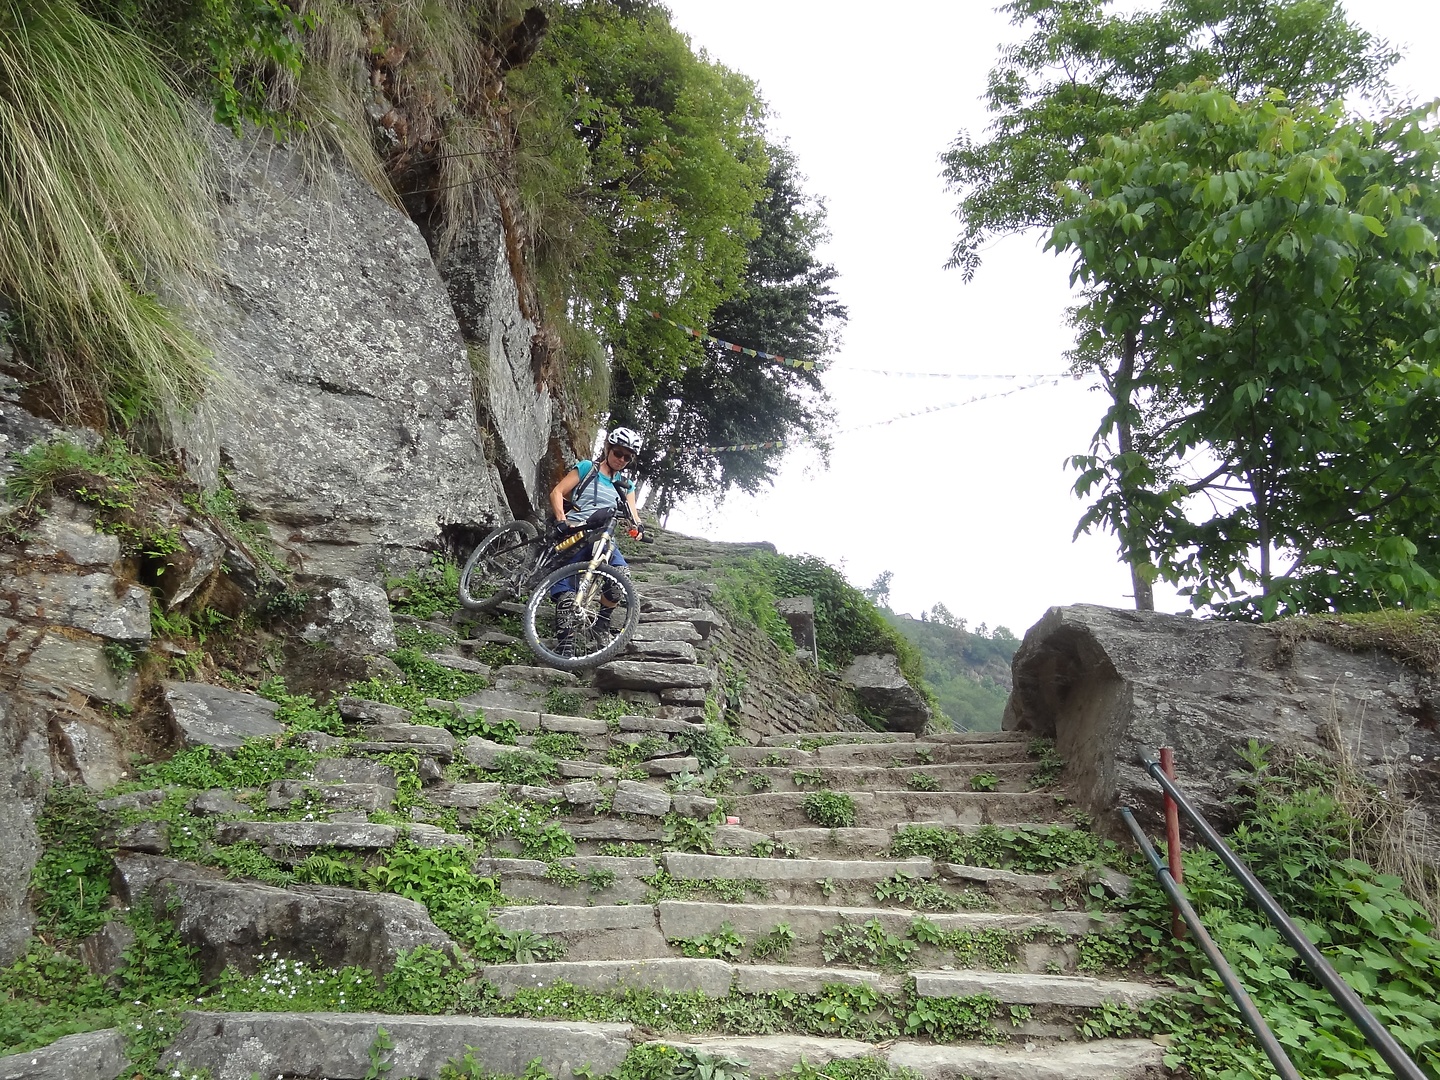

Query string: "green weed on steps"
[889, 823, 1123, 874]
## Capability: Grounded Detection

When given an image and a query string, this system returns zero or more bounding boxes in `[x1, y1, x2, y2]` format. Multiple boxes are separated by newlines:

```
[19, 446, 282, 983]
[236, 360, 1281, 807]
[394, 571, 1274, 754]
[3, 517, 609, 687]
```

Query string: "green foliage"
[210, 840, 293, 886]
[790, 768, 826, 789]
[508, 0, 768, 393]
[662, 813, 717, 855]
[134, 739, 315, 791]
[889, 823, 1112, 874]
[617, 145, 846, 513]
[1056, 86, 1440, 617]
[258, 677, 344, 735]
[1026, 739, 1065, 788]
[349, 649, 488, 711]
[488, 750, 558, 787]
[644, 871, 768, 905]
[31, 786, 113, 941]
[530, 732, 585, 759]
[713, 562, 795, 653]
[902, 992, 1004, 1042]
[884, 612, 1016, 732]
[0, 0, 212, 425]
[386, 555, 463, 621]
[821, 919, 916, 971]
[969, 772, 999, 793]
[717, 554, 933, 705]
[544, 688, 587, 717]
[906, 773, 939, 792]
[873, 873, 983, 913]
[750, 923, 795, 962]
[593, 695, 642, 726]
[422, 704, 518, 744]
[674, 723, 739, 770]
[803, 790, 856, 828]
[942, 0, 1394, 278]
[669, 923, 745, 961]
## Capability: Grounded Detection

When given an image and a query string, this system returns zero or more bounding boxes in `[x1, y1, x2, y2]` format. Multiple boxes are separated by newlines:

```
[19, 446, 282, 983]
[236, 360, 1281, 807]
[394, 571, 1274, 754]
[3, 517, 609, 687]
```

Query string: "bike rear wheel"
[458, 520, 540, 612]
[523, 561, 639, 671]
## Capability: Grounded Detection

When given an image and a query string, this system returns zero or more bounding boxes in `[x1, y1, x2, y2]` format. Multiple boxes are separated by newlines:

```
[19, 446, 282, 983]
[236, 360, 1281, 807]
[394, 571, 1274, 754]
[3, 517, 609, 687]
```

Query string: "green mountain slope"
[885, 612, 1019, 732]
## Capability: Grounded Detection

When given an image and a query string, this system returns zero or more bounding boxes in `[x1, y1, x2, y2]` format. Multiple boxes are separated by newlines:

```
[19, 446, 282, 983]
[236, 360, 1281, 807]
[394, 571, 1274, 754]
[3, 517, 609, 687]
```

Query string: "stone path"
[5, 530, 1170, 1079]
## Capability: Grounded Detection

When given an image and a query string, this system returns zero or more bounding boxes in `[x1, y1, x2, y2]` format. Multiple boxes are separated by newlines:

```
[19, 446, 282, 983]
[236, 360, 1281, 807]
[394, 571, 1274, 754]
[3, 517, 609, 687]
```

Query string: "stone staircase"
[5, 533, 1170, 1080]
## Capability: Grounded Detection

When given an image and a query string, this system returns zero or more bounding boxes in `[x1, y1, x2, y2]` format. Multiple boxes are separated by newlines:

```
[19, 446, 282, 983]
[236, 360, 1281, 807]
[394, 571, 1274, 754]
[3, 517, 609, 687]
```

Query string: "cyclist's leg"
[600, 548, 630, 635]
[547, 551, 584, 656]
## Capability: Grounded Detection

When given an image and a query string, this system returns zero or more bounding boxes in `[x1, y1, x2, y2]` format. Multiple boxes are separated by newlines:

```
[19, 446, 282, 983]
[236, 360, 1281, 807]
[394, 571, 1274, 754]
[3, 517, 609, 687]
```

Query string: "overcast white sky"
[660, 0, 1440, 637]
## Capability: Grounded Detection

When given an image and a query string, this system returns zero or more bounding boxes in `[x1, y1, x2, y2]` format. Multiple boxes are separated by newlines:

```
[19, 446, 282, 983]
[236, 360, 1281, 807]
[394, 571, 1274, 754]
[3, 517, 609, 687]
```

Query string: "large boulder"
[841, 653, 932, 733]
[176, 128, 511, 578]
[1003, 604, 1440, 837]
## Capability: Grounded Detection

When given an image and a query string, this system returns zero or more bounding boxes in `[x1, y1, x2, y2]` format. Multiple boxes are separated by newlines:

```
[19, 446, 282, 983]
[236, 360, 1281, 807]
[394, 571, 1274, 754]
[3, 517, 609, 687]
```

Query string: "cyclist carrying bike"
[546, 427, 645, 656]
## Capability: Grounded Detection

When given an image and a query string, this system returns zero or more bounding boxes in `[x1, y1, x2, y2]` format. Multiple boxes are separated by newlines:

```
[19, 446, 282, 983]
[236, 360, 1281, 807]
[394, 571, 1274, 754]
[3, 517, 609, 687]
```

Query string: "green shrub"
[803, 790, 856, 828]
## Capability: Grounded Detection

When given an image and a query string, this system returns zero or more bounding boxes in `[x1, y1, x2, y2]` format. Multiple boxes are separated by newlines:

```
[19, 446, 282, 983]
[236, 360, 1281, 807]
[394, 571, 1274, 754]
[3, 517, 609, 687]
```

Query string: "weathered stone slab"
[406, 824, 473, 848]
[887, 1039, 1167, 1080]
[493, 905, 658, 934]
[612, 780, 670, 816]
[164, 681, 282, 750]
[657, 1036, 874, 1080]
[429, 783, 506, 809]
[338, 697, 412, 724]
[660, 687, 707, 705]
[557, 760, 619, 780]
[663, 853, 934, 882]
[215, 821, 398, 849]
[624, 639, 699, 663]
[642, 756, 700, 777]
[460, 689, 544, 714]
[163, 1011, 632, 1080]
[633, 622, 703, 644]
[424, 652, 492, 676]
[0, 570, 149, 641]
[913, 970, 1167, 1008]
[461, 735, 510, 769]
[267, 780, 393, 813]
[158, 878, 451, 982]
[189, 789, 253, 817]
[98, 789, 165, 812]
[297, 576, 397, 655]
[26, 500, 120, 566]
[563, 781, 603, 807]
[726, 746, 811, 767]
[115, 821, 168, 855]
[20, 635, 135, 704]
[481, 958, 732, 998]
[565, 820, 663, 842]
[364, 723, 456, 750]
[540, 714, 608, 735]
[842, 654, 931, 733]
[772, 828, 891, 858]
[713, 824, 770, 851]
[348, 741, 452, 762]
[618, 715, 705, 734]
[498, 665, 578, 685]
[55, 718, 124, 792]
[734, 965, 884, 995]
[595, 661, 713, 691]
[671, 794, 719, 819]
[310, 758, 396, 787]
[0, 1028, 128, 1080]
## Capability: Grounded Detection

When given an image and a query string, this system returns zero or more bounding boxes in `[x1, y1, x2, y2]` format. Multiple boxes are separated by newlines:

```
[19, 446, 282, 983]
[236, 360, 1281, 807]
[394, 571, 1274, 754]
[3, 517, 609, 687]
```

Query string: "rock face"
[0, 1028, 129, 1080]
[1003, 604, 1440, 837]
[841, 654, 933, 733]
[164, 681, 284, 750]
[178, 130, 514, 578]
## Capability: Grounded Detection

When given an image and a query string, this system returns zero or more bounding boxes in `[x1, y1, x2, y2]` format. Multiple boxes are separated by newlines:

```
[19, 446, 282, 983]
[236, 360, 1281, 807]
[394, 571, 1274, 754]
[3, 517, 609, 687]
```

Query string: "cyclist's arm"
[550, 468, 580, 526]
[624, 487, 640, 524]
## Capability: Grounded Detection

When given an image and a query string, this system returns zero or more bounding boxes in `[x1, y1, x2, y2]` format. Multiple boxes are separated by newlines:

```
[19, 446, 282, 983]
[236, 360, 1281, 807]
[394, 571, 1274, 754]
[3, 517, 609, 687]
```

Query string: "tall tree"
[612, 145, 845, 514]
[941, 0, 1394, 608]
[1054, 85, 1440, 617]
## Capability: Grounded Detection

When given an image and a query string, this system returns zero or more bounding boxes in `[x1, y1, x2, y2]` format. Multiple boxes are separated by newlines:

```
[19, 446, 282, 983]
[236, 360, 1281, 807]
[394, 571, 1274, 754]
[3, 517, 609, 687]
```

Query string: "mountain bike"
[457, 506, 650, 671]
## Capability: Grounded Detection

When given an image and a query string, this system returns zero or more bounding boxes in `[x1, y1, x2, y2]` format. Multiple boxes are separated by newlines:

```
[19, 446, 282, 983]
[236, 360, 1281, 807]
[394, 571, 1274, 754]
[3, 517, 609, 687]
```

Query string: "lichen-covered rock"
[1004, 604, 1440, 839]
[298, 576, 397, 655]
[0, 1028, 129, 1080]
[164, 681, 283, 749]
[0, 569, 149, 641]
[177, 128, 508, 578]
[594, 661, 714, 691]
[612, 780, 670, 816]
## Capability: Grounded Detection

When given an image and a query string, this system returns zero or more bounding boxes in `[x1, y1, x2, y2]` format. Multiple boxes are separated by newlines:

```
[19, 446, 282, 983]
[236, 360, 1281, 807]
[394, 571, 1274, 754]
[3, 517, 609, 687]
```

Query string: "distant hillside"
[885, 609, 1019, 732]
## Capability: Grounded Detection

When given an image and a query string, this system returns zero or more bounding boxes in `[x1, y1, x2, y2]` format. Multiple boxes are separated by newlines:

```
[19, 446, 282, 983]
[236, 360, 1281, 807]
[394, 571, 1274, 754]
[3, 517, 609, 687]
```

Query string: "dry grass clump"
[0, 0, 212, 425]
[1274, 609, 1440, 675]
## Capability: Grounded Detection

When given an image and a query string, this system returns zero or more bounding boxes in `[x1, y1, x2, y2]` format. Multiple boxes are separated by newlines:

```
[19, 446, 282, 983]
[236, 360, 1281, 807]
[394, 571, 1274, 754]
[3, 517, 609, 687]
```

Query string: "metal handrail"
[1137, 753, 1428, 1080]
[1119, 807, 1302, 1080]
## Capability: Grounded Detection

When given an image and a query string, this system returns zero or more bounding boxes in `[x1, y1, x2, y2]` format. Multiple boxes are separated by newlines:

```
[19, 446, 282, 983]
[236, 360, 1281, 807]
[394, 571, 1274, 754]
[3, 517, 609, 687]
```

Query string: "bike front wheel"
[523, 561, 639, 671]
[458, 520, 540, 612]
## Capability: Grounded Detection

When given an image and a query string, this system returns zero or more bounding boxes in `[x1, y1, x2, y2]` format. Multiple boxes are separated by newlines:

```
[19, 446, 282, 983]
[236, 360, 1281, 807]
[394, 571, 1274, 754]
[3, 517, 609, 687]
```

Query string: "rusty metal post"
[1160, 745, 1185, 938]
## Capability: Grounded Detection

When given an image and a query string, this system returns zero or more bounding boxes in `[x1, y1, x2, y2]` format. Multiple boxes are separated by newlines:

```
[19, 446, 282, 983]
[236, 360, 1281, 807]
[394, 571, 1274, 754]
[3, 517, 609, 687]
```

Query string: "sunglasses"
[609, 447, 634, 462]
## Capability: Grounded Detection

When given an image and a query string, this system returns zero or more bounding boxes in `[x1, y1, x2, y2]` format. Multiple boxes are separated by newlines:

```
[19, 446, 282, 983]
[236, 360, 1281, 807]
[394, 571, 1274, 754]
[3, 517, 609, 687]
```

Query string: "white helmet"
[607, 427, 643, 453]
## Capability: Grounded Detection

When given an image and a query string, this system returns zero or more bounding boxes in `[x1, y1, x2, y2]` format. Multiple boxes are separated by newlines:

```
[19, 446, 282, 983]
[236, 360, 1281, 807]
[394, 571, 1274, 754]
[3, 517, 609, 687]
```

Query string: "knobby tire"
[522, 560, 639, 671]
[458, 520, 539, 612]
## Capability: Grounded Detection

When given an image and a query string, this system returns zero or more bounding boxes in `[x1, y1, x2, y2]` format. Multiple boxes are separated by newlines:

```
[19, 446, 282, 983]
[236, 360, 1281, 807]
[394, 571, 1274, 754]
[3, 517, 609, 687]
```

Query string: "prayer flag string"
[645, 310, 817, 371]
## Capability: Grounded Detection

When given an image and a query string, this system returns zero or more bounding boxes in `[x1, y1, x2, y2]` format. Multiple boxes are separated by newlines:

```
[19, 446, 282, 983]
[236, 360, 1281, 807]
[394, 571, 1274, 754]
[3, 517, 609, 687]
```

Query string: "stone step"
[725, 790, 1070, 830]
[814, 741, 1035, 766]
[655, 1035, 1167, 1080]
[479, 957, 1167, 1010]
[164, 1011, 631, 1080]
[491, 900, 1112, 971]
[475, 855, 658, 904]
[212, 820, 470, 853]
[739, 762, 1035, 794]
[722, 822, 1085, 862]
[914, 969, 1168, 1009]
[760, 732, 916, 746]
